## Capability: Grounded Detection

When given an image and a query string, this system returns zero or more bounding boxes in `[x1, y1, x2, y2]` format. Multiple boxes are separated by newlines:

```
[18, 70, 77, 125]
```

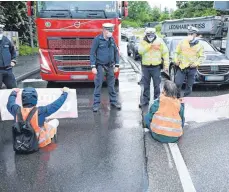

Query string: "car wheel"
[127, 48, 131, 56]
[133, 52, 138, 60]
[170, 65, 176, 82]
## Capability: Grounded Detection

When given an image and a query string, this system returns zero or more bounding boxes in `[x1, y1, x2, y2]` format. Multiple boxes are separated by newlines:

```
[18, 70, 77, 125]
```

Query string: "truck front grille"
[54, 55, 90, 61]
[47, 37, 93, 73]
[48, 38, 93, 49]
[198, 65, 229, 75]
[57, 66, 91, 72]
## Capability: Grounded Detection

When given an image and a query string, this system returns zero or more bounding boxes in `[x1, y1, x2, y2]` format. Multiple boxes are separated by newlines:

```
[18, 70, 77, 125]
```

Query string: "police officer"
[138, 28, 169, 108]
[90, 23, 121, 112]
[174, 26, 204, 98]
[0, 24, 17, 89]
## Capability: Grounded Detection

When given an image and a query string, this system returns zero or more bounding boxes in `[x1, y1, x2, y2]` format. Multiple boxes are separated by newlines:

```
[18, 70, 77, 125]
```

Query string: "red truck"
[27, 1, 128, 83]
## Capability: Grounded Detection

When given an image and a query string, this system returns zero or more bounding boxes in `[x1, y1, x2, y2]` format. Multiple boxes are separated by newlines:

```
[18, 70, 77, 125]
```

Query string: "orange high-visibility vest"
[150, 95, 183, 137]
[18, 108, 54, 148]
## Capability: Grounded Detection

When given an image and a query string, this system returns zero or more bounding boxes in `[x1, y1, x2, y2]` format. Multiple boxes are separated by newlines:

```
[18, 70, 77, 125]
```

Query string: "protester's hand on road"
[62, 87, 70, 93]
[114, 67, 119, 73]
[13, 88, 20, 93]
[10, 62, 16, 67]
[92, 68, 97, 75]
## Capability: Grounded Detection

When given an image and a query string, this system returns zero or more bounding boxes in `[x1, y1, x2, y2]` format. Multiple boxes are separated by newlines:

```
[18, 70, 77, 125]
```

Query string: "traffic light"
[214, 1, 229, 11]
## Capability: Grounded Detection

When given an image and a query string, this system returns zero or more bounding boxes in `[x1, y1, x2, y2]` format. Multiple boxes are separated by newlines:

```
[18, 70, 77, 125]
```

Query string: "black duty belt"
[142, 64, 160, 68]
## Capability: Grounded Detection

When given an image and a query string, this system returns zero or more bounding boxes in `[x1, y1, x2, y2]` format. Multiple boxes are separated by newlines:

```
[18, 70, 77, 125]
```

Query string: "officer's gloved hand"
[11, 62, 16, 67]
[92, 68, 97, 75]
[62, 87, 70, 93]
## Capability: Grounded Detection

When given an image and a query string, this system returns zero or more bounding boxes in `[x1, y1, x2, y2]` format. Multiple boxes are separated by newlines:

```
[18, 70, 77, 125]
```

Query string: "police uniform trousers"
[0, 68, 17, 89]
[175, 67, 197, 98]
[93, 65, 117, 107]
[140, 65, 161, 105]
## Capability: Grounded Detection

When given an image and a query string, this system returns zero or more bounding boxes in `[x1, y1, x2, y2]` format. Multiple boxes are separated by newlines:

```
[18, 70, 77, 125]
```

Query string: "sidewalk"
[13, 54, 39, 79]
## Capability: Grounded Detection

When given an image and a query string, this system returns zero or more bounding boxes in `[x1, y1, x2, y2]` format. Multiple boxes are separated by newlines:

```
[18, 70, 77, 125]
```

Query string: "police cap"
[102, 23, 115, 32]
[145, 28, 156, 34]
[188, 26, 199, 34]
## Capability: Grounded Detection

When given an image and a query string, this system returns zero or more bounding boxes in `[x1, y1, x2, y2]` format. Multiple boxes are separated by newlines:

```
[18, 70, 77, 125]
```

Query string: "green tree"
[0, 1, 36, 45]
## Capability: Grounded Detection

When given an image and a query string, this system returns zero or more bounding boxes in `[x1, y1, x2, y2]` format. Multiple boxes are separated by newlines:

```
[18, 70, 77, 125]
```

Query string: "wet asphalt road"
[1, 41, 229, 191]
[0, 45, 147, 192]
[124, 41, 229, 192]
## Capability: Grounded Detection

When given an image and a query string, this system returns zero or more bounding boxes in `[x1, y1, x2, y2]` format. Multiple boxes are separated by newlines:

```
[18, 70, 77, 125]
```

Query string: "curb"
[2, 68, 40, 89]
[16, 68, 40, 82]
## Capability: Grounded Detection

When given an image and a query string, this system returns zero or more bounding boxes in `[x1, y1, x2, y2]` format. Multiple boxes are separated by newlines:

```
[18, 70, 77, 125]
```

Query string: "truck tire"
[115, 79, 119, 86]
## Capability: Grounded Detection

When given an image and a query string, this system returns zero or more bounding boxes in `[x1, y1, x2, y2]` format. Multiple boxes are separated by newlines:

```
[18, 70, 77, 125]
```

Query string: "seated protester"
[144, 80, 185, 143]
[7, 87, 69, 148]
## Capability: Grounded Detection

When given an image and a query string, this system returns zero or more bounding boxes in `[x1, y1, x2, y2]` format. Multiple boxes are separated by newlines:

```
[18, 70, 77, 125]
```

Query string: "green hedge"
[19, 45, 39, 56]
[122, 20, 141, 28]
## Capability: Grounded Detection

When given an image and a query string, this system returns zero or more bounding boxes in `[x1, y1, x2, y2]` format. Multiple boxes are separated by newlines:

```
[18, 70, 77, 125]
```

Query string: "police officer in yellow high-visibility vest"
[138, 28, 169, 108]
[174, 26, 204, 98]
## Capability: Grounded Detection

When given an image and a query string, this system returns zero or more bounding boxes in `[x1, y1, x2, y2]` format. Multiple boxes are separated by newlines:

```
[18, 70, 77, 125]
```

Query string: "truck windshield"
[172, 39, 215, 52]
[37, 1, 119, 19]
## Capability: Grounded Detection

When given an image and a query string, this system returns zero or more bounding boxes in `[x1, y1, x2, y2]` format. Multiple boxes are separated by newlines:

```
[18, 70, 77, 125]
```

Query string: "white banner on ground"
[183, 94, 229, 123]
[0, 89, 78, 121]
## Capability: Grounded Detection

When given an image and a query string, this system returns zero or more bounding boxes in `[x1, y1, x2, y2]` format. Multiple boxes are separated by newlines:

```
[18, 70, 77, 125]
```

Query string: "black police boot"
[93, 106, 99, 112]
[138, 103, 149, 109]
[111, 103, 121, 110]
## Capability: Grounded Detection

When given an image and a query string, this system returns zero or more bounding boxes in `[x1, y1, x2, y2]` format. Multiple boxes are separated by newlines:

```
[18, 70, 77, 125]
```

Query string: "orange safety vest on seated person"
[150, 95, 183, 137]
[19, 108, 55, 148]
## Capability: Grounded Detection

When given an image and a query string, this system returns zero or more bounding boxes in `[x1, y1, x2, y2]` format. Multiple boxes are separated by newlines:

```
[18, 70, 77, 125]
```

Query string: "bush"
[19, 45, 39, 56]
[122, 20, 141, 28]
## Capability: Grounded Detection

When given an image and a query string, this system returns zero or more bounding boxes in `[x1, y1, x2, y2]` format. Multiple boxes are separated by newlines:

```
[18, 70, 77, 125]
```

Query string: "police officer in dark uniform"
[0, 24, 17, 89]
[90, 23, 121, 112]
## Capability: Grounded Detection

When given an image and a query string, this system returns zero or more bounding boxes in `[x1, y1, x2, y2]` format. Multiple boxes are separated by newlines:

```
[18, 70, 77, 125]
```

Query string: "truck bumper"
[40, 70, 120, 82]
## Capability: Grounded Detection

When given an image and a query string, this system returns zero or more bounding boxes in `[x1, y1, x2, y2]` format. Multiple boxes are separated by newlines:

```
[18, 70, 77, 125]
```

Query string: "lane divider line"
[168, 143, 196, 192]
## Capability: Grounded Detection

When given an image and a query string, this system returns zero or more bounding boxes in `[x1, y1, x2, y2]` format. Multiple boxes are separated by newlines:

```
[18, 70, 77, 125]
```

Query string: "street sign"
[214, 1, 229, 11]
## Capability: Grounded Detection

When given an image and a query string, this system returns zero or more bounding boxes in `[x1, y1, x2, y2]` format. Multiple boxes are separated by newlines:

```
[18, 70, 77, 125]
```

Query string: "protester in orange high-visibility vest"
[7, 87, 69, 148]
[144, 80, 185, 143]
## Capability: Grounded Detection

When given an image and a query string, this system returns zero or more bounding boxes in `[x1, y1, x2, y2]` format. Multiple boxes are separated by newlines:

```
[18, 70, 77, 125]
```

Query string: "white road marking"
[168, 143, 196, 192]
[22, 79, 45, 82]
[163, 144, 173, 169]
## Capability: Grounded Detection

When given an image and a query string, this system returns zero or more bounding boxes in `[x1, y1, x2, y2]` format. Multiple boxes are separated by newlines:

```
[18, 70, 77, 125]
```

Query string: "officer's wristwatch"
[115, 64, 119, 68]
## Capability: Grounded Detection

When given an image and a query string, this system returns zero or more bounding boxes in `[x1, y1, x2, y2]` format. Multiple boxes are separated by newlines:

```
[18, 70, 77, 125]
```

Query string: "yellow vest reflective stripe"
[138, 38, 169, 67]
[174, 39, 204, 69]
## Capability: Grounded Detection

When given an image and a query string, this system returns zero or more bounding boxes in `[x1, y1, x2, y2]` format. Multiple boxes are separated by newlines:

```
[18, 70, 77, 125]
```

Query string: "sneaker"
[93, 106, 99, 112]
[111, 103, 121, 110]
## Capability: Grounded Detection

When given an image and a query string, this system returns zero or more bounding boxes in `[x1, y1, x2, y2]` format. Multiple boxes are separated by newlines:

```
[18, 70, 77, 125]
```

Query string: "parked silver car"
[163, 36, 229, 85]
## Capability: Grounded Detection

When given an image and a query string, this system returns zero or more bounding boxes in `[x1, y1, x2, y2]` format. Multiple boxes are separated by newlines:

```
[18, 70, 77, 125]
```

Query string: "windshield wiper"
[41, 9, 72, 18]
[74, 9, 107, 18]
